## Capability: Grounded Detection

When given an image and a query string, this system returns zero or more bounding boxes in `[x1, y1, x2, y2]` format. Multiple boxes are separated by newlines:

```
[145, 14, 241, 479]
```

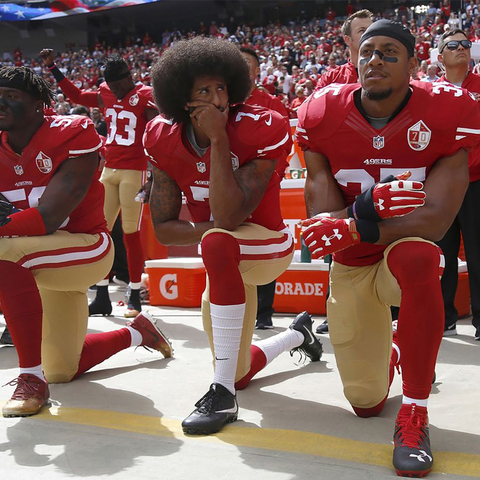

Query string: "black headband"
[0, 77, 41, 98]
[103, 69, 131, 83]
[360, 19, 415, 57]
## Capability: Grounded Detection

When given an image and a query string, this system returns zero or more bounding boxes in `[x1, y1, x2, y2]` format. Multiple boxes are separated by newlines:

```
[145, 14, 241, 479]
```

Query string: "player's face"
[0, 87, 40, 132]
[358, 36, 415, 101]
[189, 76, 229, 112]
[345, 17, 373, 55]
[107, 75, 136, 100]
[438, 33, 471, 68]
[242, 52, 260, 92]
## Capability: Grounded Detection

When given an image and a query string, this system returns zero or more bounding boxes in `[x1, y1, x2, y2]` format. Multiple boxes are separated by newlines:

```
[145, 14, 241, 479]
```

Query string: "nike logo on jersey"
[265, 114, 272, 126]
[82, 120, 89, 129]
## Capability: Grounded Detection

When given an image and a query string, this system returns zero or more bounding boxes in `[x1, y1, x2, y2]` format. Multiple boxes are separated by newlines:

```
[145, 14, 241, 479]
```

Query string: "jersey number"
[105, 109, 138, 146]
[334, 167, 426, 194]
[2, 186, 69, 228]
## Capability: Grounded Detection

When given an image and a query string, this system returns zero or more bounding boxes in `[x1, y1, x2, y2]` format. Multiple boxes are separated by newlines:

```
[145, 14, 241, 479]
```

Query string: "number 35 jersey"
[296, 82, 480, 266]
[144, 104, 291, 232]
[0, 115, 107, 235]
[99, 82, 157, 171]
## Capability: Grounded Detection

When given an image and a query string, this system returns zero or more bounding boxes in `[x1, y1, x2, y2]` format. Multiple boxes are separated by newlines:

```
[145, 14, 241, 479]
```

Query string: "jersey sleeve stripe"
[69, 141, 103, 156]
[257, 131, 290, 154]
[147, 100, 157, 109]
[456, 135, 467, 140]
[456, 127, 480, 134]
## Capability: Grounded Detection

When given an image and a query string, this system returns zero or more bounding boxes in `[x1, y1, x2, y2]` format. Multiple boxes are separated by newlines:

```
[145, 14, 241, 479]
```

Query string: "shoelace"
[3, 377, 43, 400]
[195, 387, 217, 414]
[396, 405, 428, 448]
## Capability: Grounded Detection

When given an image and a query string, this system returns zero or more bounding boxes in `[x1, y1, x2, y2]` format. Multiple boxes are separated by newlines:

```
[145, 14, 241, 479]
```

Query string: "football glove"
[350, 171, 426, 222]
[0, 200, 14, 227]
[302, 216, 361, 259]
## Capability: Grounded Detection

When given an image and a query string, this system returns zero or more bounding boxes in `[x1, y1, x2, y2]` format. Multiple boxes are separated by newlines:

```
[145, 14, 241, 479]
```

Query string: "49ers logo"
[407, 121, 431, 151]
[35, 151, 53, 174]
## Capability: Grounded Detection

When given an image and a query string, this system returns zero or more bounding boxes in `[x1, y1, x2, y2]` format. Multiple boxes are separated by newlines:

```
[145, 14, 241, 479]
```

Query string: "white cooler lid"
[286, 260, 330, 271]
[145, 258, 205, 269]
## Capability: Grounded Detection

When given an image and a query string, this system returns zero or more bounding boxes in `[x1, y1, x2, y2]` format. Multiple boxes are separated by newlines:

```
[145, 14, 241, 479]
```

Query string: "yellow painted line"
[2, 404, 478, 477]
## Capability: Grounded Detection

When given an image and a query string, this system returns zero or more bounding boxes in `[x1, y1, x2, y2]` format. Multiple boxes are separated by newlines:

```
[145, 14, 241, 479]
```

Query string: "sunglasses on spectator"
[441, 40, 472, 52]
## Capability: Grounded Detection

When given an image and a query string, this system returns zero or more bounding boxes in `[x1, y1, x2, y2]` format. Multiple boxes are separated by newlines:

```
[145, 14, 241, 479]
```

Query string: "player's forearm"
[208, 135, 247, 230]
[304, 176, 346, 218]
[153, 220, 214, 246]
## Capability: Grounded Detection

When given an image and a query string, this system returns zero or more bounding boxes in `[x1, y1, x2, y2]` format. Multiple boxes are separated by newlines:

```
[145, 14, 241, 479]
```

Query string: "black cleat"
[88, 285, 112, 316]
[0, 326, 14, 346]
[289, 311, 323, 362]
[255, 316, 273, 330]
[393, 403, 433, 477]
[182, 383, 238, 435]
[316, 318, 329, 334]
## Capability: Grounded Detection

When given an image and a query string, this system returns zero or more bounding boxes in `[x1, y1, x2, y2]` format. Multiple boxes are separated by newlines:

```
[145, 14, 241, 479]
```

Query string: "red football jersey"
[297, 82, 480, 266]
[99, 82, 157, 171]
[0, 115, 107, 235]
[436, 73, 480, 182]
[244, 87, 292, 176]
[144, 104, 291, 232]
[315, 61, 358, 90]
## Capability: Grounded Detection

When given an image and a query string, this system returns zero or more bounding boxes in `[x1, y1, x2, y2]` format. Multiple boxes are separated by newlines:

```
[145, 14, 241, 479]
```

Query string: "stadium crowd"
[2, 1, 479, 119]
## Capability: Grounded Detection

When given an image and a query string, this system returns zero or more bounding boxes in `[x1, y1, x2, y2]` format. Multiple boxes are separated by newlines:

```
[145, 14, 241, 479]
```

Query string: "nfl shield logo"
[14, 165, 24, 175]
[196, 162, 206, 173]
[373, 135, 384, 150]
[35, 151, 53, 174]
[408, 121, 431, 151]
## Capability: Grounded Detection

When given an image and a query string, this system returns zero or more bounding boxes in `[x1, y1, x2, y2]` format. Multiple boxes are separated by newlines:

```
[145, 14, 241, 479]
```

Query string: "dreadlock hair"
[102, 54, 130, 82]
[0, 66, 55, 108]
[151, 37, 251, 124]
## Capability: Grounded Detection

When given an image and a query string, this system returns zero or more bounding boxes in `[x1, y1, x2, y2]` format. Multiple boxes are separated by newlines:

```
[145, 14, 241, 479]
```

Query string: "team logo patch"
[196, 161, 206, 173]
[129, 93, 139, 106]
[407, 121, 431, 151]
[373, 135, 385, 150]
[14, 165, 24, 175]
[230, 151, 239, 171]
[35, 151, 53, 174]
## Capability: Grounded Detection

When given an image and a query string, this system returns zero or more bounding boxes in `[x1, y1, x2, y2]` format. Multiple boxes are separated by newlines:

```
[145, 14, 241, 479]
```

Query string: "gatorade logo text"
[275, 282, 325, 296]
[159, 274, 178, 300]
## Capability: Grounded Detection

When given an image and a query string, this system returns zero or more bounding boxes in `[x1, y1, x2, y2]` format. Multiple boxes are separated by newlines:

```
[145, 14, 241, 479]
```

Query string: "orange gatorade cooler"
[145, 258, 206, 307]
[273, 260, 329, 315]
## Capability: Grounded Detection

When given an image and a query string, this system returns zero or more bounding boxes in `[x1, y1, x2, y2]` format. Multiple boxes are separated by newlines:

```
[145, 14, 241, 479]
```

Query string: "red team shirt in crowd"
[435, 72, 480, 182]
[98, 82, 156, 171]
[315, 61, 358, 89]
[144, 104, 291, 232]
[0, 115, 107, 235]
[296, 82, 480, 266]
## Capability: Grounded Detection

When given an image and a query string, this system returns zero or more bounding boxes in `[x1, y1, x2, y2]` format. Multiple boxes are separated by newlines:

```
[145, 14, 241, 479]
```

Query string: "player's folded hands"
[301, 216, 361, 259]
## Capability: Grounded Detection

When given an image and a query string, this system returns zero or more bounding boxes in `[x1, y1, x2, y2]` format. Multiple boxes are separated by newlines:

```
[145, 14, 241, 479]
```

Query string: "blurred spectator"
[421, 64, 440, 82]
[54, 93, 70, 114]
[91, 107, 108, 136]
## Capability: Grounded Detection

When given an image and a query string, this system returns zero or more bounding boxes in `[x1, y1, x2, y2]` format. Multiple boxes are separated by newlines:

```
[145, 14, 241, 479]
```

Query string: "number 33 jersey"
[99, 82, 156, 171]
[144, 104, 291, 232]
[296, 82, 480, 266]
[0, 115, 107, 235]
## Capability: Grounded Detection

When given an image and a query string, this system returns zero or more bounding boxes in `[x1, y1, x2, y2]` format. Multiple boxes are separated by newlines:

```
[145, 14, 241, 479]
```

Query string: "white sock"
[130, 282, 141, 290]
[254, 328, 304, 365]
[19, 365, 45, 382]
[211, 302, 245, 395]
[127, 326, 143, 347]
[96, 279, 109, 287]
[402, 395, 428, 407]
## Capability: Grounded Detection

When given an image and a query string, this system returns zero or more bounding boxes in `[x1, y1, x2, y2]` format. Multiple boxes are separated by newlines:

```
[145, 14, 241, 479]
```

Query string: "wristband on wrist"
[355, 218, 380, 244]
[0, 208, 47, 238]
[352, 185, 383, 222]
[48, 64, 66, 83]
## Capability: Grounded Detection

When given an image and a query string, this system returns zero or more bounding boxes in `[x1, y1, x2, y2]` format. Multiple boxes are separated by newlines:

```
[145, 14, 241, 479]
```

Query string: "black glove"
[0, 200, 14, 227]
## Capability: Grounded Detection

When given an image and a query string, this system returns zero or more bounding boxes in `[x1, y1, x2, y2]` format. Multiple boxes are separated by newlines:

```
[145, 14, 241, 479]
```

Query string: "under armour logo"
[409, 450, 433, 463]
[321, 229, 342, 246]
[374, 198, 385, 211]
